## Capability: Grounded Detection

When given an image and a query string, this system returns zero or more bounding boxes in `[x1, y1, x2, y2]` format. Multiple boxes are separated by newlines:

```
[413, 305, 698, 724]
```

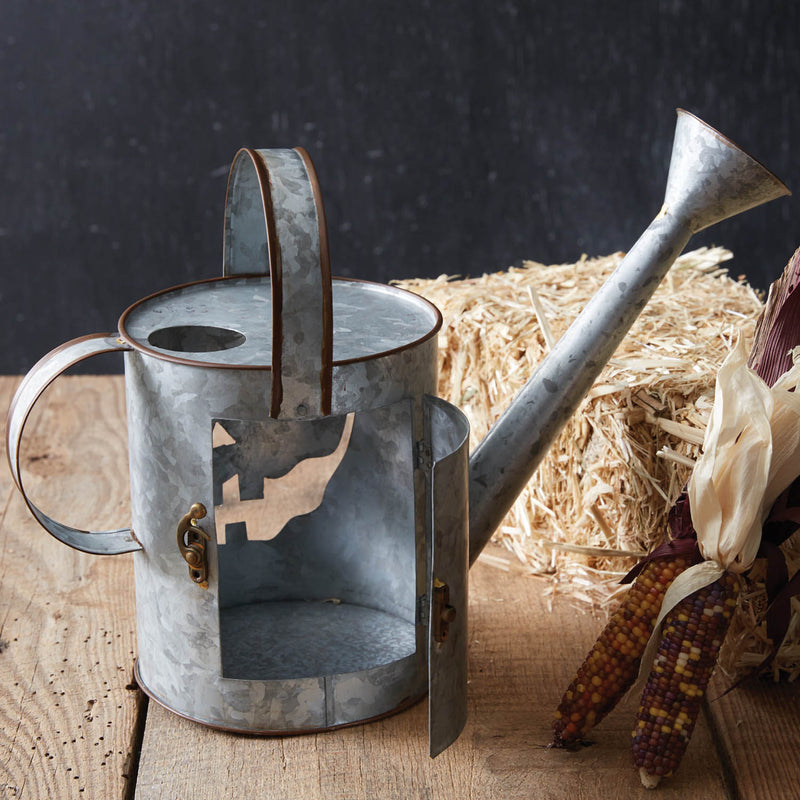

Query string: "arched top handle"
[222, 147, 333, 419]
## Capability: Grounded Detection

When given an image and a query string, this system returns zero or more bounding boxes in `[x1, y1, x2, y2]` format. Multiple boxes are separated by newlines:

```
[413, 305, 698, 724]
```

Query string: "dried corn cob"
[632, 570, 740, 787]
[552, 552, 695, 747]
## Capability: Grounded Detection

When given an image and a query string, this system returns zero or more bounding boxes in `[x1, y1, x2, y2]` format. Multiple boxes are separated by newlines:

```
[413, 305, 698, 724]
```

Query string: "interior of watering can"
[212, 400, 418, 681]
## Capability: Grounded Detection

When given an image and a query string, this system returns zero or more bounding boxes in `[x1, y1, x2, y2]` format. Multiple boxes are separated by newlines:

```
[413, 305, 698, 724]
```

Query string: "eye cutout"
[147, 325, 246, 353]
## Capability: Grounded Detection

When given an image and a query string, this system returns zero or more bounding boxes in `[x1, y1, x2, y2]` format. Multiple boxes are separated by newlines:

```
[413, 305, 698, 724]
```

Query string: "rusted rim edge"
[676, 108, 791, 197]
[133, 659, 426, 736]
[294, 146, 334, 416]
[117, 274, 443, 370]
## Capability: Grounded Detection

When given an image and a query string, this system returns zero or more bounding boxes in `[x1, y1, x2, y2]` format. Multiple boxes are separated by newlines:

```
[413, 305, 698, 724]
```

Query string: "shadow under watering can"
[6, 110, 790, 756]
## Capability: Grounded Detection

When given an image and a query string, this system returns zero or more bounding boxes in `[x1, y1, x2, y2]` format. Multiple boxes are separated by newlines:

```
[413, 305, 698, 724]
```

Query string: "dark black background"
[2, 0, 799, 372]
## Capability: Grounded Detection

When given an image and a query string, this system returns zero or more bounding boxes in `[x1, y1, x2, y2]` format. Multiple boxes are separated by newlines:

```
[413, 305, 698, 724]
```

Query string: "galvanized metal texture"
[125, 342, 464, 732]
[467, 108, 791, 564]
[122, 141, 452, 738]
[5, 332, 142, 554]
[6, 146, 459, 744]
[425, 395, 470, 757]
[665, 109, 790, 233]
[118, 276, 441, 368]
[212, 402, 417, 622]
[124, 314, 442, 729]
[222, 147, 333, 418]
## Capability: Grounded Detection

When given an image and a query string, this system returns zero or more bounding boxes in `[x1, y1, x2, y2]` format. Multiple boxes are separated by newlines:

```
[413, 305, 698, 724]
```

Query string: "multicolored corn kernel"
[632, 570, 740, 787]
[552, 553, 694, 747]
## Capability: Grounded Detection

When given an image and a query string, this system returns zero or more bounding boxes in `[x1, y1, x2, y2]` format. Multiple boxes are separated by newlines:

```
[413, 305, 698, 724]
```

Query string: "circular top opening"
[118, 275, 441, 368]
[147, 325, 246, 353]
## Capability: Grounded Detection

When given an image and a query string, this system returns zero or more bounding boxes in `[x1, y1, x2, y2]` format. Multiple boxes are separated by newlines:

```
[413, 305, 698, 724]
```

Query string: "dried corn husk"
[719, 529, 800, 682]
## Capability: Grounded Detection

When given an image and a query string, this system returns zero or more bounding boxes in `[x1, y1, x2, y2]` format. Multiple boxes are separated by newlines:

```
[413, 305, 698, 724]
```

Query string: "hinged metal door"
[423, 395, 470, 757]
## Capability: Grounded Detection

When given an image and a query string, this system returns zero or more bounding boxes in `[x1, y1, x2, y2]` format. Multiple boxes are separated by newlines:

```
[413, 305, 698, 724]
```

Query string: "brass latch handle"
[177, 503, 210, 589]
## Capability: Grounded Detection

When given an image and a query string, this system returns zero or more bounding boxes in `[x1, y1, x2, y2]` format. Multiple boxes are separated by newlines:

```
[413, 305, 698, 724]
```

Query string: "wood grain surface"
[134, 552, 729, 800]
[1, 375, 798, 799]
[0, 376, 143, 800]
[708, 673, 800, 800]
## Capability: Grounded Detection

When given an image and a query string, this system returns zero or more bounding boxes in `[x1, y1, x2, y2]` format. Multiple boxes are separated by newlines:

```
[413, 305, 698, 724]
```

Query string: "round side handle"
[6, 333, 142, 555]
[222, 147, 333, 419]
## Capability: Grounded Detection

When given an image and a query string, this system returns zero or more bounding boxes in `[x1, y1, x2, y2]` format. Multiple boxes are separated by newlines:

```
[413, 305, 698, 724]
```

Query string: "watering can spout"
[467, 108, 790, 566]
[664, 109, 790, 233]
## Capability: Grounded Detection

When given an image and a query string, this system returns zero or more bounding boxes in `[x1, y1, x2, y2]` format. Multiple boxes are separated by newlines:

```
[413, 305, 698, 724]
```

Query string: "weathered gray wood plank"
[707, 672, 800, 800]
[134, 547, 729, 799]
[0, 376, 143, 800]
[6, 375, 797, 799]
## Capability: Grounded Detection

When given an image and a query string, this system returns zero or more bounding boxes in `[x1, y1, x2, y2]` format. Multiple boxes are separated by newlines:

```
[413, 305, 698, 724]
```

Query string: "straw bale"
[396, 247, 752, 578]
[397, 246, 800, 679]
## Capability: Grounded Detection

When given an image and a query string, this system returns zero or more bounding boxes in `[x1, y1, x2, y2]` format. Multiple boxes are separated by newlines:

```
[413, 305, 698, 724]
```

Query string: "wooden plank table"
[1, 375, 797, 799]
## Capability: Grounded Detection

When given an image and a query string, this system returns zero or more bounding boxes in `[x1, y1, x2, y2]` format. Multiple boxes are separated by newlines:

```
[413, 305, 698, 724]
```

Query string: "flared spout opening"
[664, 109, 790, 233]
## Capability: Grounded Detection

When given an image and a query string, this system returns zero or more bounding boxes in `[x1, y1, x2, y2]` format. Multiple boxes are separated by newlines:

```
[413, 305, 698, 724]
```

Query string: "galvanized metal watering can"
[6, 110, 789, 756]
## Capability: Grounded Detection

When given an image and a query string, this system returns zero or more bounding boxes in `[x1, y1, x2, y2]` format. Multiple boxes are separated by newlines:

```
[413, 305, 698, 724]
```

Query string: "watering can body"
[8, 149, 470, 755]
[6, 112, 789, 756]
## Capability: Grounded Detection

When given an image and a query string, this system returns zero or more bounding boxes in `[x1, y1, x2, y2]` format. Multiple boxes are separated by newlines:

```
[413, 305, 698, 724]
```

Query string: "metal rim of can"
[116, 273, 444, 371]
